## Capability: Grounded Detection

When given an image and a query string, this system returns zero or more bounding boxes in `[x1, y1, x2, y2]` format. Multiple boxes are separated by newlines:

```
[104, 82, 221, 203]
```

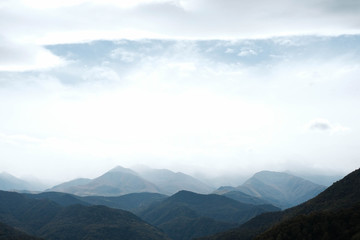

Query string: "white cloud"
[0, 37, 65, 71]
[238, 48, 257, 57]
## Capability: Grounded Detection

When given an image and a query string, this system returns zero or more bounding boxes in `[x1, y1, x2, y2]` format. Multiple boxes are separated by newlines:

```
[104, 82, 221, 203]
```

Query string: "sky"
[0, 0, 360, 182]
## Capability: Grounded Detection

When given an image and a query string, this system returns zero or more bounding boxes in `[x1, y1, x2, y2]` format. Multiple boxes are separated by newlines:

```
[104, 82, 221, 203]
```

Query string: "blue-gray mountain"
[0, 172, 47, 192]
[47, 166, 160, 196]
[216, 171, 326, 209]
[136, 167, 214, 195]
[48, 166, 214, 196]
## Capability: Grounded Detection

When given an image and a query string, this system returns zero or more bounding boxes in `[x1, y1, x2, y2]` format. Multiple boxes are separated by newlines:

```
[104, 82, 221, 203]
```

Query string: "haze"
[0, 0, 359, 182]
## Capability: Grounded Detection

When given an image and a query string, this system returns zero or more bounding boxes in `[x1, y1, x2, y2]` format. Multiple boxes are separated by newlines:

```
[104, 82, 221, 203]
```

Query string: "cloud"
[307, 118, 350, 134]
[1, 0, 360, 71]
[0, 37, 65, 71]
[238, 48, 257, 57]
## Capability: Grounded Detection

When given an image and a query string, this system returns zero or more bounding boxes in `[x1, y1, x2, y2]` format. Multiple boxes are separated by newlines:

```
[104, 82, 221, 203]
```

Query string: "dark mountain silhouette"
[0, 222, 43, 240]
[198, 168, 360, 240]
[219, 171, 326, 209]
[47, 166, 160, 196]
[138, 190, 279, 240]
[0, 190, 170, 240]
[137, 167, 214, 195]
[255, 203, 360, 240]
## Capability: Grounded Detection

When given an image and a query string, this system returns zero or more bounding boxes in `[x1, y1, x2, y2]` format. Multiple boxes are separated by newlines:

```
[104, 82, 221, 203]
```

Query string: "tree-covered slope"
[0, 222, 43, 240]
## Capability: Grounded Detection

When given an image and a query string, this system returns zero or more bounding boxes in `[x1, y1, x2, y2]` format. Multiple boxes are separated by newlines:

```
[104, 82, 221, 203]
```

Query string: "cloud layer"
[1, 0, 360, 71]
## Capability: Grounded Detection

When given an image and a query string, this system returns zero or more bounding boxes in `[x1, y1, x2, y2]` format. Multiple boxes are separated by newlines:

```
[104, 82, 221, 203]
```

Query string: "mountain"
[0, 190, 170, 240]
[222, 191, 270, 205]
[25, 191, 167, 213]
[136, 167, 214, 195]
[0, 172, 45, 192]
[24, 192, 90, 207]
[47, 178, 91, 193]
[138, 190, 279, 240]
[291, 172, 344, 186]
[81, 192, 168, 213]
[38, 204, 170, 240]
[198, 167, 360, 240]
[234, 171, 326, 209]
[254, 203, 360, 240]
[0, 221, 43, 240]
[48, 166, 161, 196]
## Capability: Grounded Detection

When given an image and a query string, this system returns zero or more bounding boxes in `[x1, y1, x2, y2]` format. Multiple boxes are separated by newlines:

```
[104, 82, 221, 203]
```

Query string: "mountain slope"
[255, 203, 360, 240]
[236, 171, 326, 209]
[0, 190, 170, 240]
[139, 190, 279, 240]
[199, 168, 360, 240]
[137, 167, 214, 195]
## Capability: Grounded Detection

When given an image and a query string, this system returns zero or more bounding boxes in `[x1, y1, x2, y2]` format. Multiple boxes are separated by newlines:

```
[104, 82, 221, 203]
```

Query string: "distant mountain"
[0, 190, 170, 240]
[0, 172, 45, 192]
[198, 168, 360, 240]
[212, 186, 238, 194]
[81, 192, 168, 213]
[291, 172, 344, 186]
[234, 171, 326, 209]
[48, 166, 161, 196]
[0, 221, 43, 240]
[47, 178, 91, 193]
[136, 167, 214, 195]
[138, 190, 279, 240]
[222, 191, 270, 205]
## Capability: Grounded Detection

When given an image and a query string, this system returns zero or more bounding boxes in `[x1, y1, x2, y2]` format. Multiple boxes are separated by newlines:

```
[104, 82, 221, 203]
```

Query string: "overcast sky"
[0, 0, 360, 182]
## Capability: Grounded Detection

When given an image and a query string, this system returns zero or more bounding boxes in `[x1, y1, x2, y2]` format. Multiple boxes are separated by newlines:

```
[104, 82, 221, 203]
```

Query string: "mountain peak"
[109, 166, 137, 175]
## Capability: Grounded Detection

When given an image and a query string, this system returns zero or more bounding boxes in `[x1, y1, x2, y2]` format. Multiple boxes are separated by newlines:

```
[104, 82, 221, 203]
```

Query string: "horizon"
[1, 0, 359, 182]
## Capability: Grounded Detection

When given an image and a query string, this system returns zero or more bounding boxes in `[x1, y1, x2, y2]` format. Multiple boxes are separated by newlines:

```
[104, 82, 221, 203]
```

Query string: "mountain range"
[215, 171, 326, 209]
[198, 167, 360, 240]
[1, 166, 358, 240]
[47, 166, 214, 196]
